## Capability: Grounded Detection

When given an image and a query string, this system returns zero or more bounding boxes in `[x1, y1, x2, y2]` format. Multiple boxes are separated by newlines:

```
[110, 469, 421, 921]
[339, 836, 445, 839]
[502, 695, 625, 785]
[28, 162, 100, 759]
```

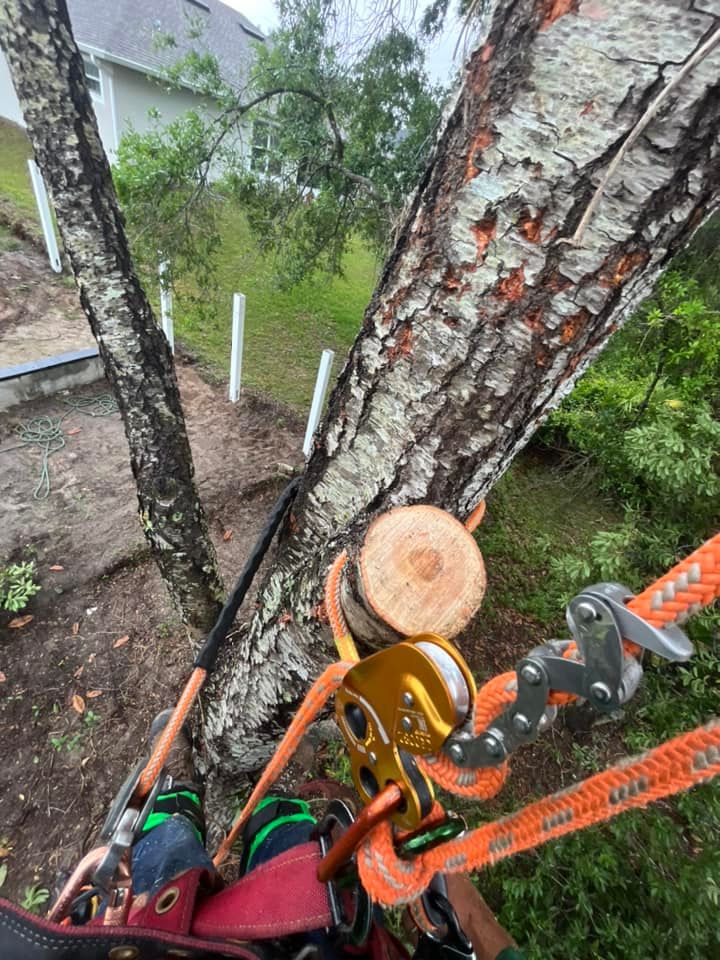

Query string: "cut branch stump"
[339, 505, 486, 647]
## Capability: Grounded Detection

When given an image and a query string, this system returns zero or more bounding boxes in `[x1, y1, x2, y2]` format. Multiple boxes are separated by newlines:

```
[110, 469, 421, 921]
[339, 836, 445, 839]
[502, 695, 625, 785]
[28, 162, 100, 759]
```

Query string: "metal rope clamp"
[94, 756, 164, 893]
[444, 582, 693, 768]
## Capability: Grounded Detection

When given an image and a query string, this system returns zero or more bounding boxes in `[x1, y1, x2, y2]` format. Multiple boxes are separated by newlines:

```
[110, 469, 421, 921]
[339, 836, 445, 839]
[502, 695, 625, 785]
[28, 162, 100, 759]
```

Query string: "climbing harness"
[10, 474, 718, 957]
[41, 478, 302, 933]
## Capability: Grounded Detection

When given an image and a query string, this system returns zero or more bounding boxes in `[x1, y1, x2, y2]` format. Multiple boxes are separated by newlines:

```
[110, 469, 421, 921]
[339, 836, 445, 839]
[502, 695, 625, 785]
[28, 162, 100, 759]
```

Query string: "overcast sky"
[222, 0, 465, 85]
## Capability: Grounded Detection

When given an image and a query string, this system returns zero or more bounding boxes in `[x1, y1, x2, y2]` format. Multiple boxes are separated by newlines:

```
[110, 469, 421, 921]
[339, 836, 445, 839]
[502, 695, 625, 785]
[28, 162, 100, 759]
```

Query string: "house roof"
[66, 0, 265, 88]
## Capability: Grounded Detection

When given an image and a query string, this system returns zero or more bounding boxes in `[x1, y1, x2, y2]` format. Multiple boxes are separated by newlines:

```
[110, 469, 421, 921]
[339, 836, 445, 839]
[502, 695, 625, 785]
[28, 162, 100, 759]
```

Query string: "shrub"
[0, 560, 41, 613]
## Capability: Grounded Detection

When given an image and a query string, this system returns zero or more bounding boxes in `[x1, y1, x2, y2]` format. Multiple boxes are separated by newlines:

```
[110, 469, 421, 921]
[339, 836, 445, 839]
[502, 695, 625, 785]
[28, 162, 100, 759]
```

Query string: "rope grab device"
[39, 477, 720, 949]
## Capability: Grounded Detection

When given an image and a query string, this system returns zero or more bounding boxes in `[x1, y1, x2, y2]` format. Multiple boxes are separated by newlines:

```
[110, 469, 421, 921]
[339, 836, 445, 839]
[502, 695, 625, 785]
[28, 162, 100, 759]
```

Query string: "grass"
[0, 118, 38, 226]
[476, 453, 622, 631]
[0, 120, 378, 410]
[0, 223, 21, 253]
[177, 205, 379, 409]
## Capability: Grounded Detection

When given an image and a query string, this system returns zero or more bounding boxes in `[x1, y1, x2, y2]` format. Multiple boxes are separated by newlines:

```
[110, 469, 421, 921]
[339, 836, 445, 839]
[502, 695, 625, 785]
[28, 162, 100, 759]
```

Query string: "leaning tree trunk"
[0, 0, 224, 632]
[204, 0, 720, 781]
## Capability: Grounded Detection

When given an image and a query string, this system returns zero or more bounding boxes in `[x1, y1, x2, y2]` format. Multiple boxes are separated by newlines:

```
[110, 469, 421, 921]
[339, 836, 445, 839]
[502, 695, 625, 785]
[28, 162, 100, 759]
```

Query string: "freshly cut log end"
[343, 505, 486, 644]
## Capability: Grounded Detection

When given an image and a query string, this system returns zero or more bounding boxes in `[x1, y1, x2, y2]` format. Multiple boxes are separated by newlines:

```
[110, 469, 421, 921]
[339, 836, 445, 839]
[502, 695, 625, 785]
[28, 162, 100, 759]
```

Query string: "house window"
[251, 120, 281, 177]
[81, 54, 103, 100]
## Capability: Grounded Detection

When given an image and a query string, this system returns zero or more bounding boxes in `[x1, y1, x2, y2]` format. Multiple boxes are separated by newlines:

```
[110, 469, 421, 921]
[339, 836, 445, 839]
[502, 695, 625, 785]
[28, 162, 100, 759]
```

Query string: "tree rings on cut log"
[341, 505, 485, 646]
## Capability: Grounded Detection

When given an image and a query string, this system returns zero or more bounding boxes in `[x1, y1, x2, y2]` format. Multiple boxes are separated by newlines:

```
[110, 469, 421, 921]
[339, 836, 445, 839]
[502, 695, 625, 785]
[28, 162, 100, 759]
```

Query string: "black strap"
[194, 478, 300, 671]
[238, 798, 310, 874]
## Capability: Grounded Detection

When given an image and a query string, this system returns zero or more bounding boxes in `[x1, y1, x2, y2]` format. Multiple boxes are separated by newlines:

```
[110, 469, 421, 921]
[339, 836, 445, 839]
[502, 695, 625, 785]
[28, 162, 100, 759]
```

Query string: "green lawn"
[0, 117, 38, 226]
[177, 207, 378, 410]
[477, 453, 621, 631]
[0, 119, 378, 410]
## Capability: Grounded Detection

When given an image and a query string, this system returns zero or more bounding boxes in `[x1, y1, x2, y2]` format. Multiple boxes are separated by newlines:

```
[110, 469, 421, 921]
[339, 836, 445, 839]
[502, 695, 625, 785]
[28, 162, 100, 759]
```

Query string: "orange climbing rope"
[358, 718, 720, 905]
[136, 665, 207, 798]
[324, 549, 359, 663]
[213, 661, 354, 867]
[422, 532, 720, 799]
[212, 532, 720, 905]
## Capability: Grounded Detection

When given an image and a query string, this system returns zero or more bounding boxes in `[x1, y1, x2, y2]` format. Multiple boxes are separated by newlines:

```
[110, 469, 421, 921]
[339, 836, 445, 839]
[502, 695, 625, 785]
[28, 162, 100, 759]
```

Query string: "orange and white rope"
[214, 533, 720, 903]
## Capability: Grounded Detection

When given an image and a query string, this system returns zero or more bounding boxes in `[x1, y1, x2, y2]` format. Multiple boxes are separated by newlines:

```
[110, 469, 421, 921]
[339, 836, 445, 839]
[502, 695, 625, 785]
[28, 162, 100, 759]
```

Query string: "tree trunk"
[203, 0, 719, 783]
[0, 0, 224, 632]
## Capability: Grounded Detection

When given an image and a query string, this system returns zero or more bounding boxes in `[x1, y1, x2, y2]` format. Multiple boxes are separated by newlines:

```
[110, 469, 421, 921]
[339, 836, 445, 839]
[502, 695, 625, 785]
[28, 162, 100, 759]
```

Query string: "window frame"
[250, 118, 281, 179]
[81, 52, 103, 103]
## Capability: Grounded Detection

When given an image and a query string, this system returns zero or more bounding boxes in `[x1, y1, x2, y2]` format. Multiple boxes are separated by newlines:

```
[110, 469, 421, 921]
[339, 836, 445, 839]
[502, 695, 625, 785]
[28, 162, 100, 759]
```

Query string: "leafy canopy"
[113, 0, 444, 302]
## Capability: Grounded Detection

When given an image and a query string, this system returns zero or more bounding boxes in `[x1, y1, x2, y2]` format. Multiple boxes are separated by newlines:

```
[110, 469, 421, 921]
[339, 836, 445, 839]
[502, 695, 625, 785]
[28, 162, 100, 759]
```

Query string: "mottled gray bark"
[203, 0, 719, 787]
[0, 0, 224, 632]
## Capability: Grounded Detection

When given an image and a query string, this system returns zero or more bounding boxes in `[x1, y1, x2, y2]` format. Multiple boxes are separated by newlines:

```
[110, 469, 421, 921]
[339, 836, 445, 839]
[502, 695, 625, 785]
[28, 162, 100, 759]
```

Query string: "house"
[0, 0, 265, 162]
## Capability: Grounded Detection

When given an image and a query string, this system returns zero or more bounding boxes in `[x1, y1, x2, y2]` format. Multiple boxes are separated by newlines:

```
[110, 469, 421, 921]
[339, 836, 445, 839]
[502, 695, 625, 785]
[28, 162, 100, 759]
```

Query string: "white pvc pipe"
[158, 259, 174, 354]
[229, 292, 245, 403]
[27, 159, 62, 273]
[303, 348, 335, 458]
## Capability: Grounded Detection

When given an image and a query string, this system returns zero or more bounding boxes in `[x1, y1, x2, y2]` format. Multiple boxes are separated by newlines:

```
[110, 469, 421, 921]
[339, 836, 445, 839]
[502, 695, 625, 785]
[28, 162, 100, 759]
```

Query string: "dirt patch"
[0, 359, 305, 902]
[1, 362, 304, 591]
[0, 246, 94, 368]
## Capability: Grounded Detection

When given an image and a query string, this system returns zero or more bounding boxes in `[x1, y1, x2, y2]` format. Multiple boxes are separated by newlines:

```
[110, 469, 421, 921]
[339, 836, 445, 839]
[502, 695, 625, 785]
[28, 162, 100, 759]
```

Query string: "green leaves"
[0, 560, 41, 614]
[113, 0, 444, 300]
[541, 220, 720, 585]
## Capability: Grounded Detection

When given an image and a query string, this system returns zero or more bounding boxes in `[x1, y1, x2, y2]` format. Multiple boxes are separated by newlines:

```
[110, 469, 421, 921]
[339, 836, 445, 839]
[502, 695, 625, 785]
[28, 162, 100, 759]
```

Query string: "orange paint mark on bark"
[523, 307, 544, 332]
[471, 215, 497, 259]
[540, 0, 579, 29]
[443, 263, 471, 291]
[381, 288, 409, 325]
[465, 127, 494, 182]
[519, 209, 543, 243]
[560, 308, 589, 344]
[388, 324, 414, 363]
[580, 100, 594, 116]
[600, 249, 649, 287]
[495, 265, 526, 302]
[534, 344, 551, 367]
[466, 50, 491, 96]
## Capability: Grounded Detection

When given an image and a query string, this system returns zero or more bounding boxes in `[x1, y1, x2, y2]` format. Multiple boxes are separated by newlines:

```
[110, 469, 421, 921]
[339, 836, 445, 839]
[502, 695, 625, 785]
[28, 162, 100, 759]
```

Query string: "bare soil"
[1, 352, 306, 902]
[0, 237, 326, 903]
[0, 247, 95, 367]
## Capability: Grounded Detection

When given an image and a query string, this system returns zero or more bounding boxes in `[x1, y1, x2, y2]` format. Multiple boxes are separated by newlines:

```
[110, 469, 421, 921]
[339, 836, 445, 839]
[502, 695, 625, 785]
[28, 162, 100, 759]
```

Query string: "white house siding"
[113, 62, 212, 137]
[111, 62, 249, 168]
[1, 50, 249, 168]
[90, 57, 119, 160]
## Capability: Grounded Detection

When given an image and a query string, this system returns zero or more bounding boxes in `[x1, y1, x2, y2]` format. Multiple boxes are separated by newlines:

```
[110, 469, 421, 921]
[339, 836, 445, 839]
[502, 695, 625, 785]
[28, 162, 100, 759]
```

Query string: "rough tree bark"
[0, 0, 224, 632]
[204, 0, 719, 782]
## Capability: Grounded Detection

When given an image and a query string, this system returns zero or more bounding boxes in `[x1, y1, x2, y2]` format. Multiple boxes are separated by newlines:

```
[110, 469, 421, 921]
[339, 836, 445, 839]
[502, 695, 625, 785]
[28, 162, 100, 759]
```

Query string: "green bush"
[486, 223, 720, 959]
[0, 560, 41, 613]
[481, 636, 720, 959]
[542, 231, 720, 588]
[482, 784, 720, 959]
